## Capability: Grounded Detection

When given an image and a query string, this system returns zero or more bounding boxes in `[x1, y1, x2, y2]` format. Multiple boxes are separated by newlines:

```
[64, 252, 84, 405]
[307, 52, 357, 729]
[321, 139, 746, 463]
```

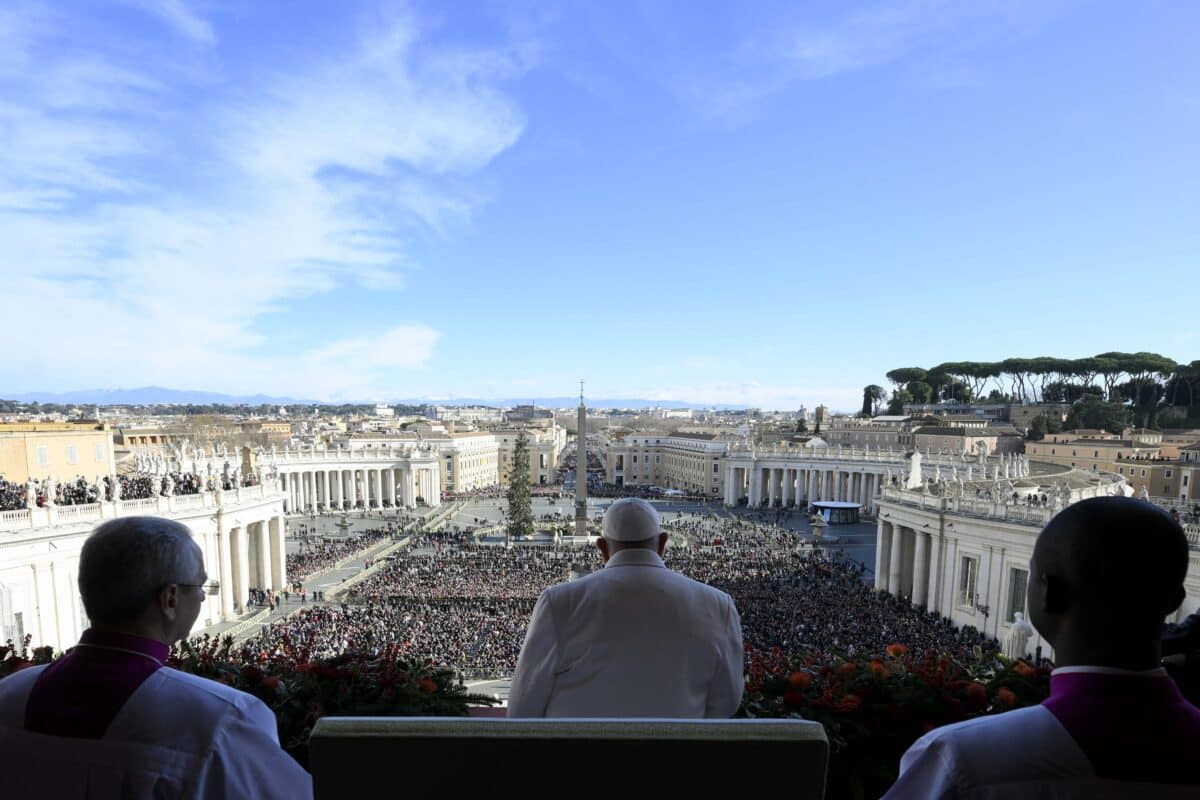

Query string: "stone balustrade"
[0, 484, 273, 533]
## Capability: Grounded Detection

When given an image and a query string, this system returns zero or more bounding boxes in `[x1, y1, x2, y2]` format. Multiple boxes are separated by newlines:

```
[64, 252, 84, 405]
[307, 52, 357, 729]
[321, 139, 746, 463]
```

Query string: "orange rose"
[869, 660, 887, 679]
[838, 695, 863, 712]
[1014, 661, 1037, 679]
[836, 662, 857, 678]
[419, 678, 438, 694]
[886, 643, 908, 658]
[997, 687, 1017, 708]
[261, 676, 281, 691]
[964, 682, 988, 708]
[788, 671, 813, 690]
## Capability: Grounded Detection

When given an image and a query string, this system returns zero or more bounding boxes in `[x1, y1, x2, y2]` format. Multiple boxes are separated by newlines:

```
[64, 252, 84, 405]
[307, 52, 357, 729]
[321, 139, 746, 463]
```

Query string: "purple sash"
[24, 629, 168, 739]
[1043, 669, 1200, 785]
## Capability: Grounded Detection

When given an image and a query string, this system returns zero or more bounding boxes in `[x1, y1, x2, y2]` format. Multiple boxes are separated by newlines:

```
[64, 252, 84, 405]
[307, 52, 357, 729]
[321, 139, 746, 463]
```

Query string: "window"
[1165, 470, 1172, 478]
[37, 446, 49, 466]
[95, 443, 105, 462]
[1007, 568, 1029, 623]
[632, 455, 638, 463]
[713, 463, 719, 474]
[67, 445, 78, 464]
[958, 556, 978, 608]
[1185, 475, 1190, 487]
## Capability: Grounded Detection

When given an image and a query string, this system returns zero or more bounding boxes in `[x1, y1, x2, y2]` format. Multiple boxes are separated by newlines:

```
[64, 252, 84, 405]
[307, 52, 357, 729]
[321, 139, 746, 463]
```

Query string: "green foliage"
[505, 432, 535, 540]
[861, 385, 886, 416]
[887, 389, 913, 415]
[1065, 395, 1132, 434]
[796, 418, 808, 433]
[885, 368, 927, 388]
[1026, 415, 1062, 441]
[906, 381, 932, 404]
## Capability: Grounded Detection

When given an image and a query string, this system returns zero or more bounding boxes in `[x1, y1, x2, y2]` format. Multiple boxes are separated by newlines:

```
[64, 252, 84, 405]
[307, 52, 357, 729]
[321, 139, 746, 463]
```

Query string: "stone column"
[767, 468, 778, 507]
[875, 521, 892, 591]
[747, 467, 761, 507]
[913, 531, 930, 608]
[319, 471, 328, 509]
[372, 469, 382, 508]
[348, 470, 359, 507]
[215, 510, 234, 619]
[269, 516, 286, 589]
[254, 522, 270, 591]
[232, 526, 249, 614]
[402, 467, 415, 507]
[888, 526, 905, 598]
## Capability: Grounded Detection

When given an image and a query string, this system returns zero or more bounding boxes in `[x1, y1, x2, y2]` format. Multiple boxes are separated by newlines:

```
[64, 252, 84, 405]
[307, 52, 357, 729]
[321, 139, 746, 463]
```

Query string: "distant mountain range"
[2, 387, 745, 410]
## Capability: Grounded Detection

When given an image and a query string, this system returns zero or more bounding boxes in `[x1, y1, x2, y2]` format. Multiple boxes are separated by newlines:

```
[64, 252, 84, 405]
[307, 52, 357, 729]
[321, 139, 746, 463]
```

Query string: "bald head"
[1029, 497, 1188, 663]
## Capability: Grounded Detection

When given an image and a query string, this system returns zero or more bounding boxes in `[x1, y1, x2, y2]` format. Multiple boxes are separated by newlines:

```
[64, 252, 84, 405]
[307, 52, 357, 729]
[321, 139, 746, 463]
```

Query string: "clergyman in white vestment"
[0, 516, 313, 799]
[508, 497, 744, 718]
[883, 497, 1200, 799]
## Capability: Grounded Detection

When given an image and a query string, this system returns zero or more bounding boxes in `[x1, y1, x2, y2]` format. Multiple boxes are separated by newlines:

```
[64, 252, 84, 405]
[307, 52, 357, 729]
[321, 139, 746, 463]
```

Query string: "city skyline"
[5, 1, 1199, 409]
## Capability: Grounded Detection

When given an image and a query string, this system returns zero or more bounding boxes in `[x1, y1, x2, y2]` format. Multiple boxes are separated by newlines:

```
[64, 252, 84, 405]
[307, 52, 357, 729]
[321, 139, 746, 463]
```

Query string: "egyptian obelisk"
[575, 382, 588, 538]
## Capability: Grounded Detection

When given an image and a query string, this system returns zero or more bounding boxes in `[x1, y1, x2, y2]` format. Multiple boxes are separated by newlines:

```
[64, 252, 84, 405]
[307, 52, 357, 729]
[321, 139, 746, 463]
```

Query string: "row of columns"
[874, 520, 933, 609]
[278, 466, 440, 513]
[215, 510, 288, 617]
[725, 465, 879, 513]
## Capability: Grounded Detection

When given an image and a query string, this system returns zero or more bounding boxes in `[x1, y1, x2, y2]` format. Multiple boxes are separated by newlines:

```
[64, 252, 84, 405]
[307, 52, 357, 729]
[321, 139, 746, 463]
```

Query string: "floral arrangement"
[2, 634, 496, 768]
[739, 644, 1052, 800]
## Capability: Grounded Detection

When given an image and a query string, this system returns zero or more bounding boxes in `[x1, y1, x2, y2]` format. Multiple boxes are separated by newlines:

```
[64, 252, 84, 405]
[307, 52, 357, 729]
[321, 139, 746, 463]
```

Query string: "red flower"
[783, 690, 806, 707]
[868, 660, 887, 679]
[835, 662, 857, 678]
[964, 682, 988, 708]
[788, 671, 813, 690]
[996, 687, 1017, 708]
[1014, 661, 1037, 679]
[419, 678, 438, 694]
[886, 643, 908, 658]
[261, 676, 281, 691]
[242, 666, 263, 684]
[837, 695, 863, 712]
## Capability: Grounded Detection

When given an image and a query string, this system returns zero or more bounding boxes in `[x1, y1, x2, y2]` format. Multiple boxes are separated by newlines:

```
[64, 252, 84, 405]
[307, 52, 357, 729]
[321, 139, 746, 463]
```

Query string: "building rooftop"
[666, 432, 717, 441]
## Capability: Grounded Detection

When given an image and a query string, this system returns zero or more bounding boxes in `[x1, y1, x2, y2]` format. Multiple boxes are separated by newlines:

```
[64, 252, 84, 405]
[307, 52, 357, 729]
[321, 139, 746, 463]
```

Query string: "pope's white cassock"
[0, 630, 313, 799]
[507, 547, 744, 718]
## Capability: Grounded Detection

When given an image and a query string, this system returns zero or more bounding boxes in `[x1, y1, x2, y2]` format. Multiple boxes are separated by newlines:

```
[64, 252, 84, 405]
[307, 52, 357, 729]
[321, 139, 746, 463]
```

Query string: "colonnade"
[724, 464, 880, 513]
[215, 511, 288, 616]
[873, 520, 933, 609]
[278, 465, 440, 513]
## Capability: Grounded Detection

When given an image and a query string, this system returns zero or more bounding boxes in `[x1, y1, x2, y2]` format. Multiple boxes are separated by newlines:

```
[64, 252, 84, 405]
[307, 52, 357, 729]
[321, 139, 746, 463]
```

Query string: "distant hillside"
[2, 387, 745, 410]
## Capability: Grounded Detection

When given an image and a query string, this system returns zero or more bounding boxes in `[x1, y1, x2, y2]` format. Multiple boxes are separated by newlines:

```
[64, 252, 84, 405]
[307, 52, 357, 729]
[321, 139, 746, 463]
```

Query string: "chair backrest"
[310, 717, 828, 797]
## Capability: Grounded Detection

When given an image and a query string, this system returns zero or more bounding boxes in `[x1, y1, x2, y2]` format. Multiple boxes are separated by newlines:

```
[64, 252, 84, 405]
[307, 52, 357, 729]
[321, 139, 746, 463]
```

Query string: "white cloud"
[675, 0, 1081, 120]
[0, 6, 528, 399]
[124, 0, 215, 45]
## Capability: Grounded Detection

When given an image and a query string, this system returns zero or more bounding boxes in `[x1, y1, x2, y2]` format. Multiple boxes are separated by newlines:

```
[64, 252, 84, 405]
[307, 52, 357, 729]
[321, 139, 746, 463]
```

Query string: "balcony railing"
[0, 485, 284, 534]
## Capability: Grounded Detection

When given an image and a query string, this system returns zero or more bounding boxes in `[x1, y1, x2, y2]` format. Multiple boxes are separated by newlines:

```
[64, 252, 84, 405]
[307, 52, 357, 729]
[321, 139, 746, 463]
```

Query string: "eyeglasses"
[176, 581, 220, 597]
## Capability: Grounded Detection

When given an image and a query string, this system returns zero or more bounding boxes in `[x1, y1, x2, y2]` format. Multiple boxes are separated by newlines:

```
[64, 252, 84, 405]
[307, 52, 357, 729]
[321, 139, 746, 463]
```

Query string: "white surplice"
[0, 663, 313, 800]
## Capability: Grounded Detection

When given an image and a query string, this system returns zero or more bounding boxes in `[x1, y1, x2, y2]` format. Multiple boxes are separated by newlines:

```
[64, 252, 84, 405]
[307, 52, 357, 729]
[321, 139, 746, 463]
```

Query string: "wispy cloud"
[673, 0, 1081, 120]
[123, 0, 215, 45]
[1, 3, 528, 399]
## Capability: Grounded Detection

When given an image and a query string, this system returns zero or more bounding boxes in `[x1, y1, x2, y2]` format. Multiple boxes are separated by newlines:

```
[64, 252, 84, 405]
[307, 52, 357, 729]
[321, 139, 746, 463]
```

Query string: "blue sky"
[4, 1, 1198, 409]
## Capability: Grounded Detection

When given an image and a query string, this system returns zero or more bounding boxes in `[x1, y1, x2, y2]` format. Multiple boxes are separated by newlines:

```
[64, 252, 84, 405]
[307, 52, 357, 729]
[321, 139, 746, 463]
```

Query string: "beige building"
[495, 427, 567, 486]
[912, 426, 1024, 456]
[0, 422, 115, 483]
[1007, 403, 1071, 433]
[604, 432, 728, 497]
[1025, 430, 1200, 502]
[438, 432, 500, 493]
[822, 416, 914, 450]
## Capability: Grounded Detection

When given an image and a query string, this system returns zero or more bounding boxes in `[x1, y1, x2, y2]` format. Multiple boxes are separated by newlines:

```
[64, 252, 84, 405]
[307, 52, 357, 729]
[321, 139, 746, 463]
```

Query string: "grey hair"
[78, 516, 203, 625]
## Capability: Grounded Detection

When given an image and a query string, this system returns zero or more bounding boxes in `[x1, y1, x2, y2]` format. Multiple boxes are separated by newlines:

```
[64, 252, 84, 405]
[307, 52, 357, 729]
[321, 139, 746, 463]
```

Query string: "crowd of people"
[285, 526, 398, 583]
[0, 469, 264, 512]
[238, 507, 999, 680]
